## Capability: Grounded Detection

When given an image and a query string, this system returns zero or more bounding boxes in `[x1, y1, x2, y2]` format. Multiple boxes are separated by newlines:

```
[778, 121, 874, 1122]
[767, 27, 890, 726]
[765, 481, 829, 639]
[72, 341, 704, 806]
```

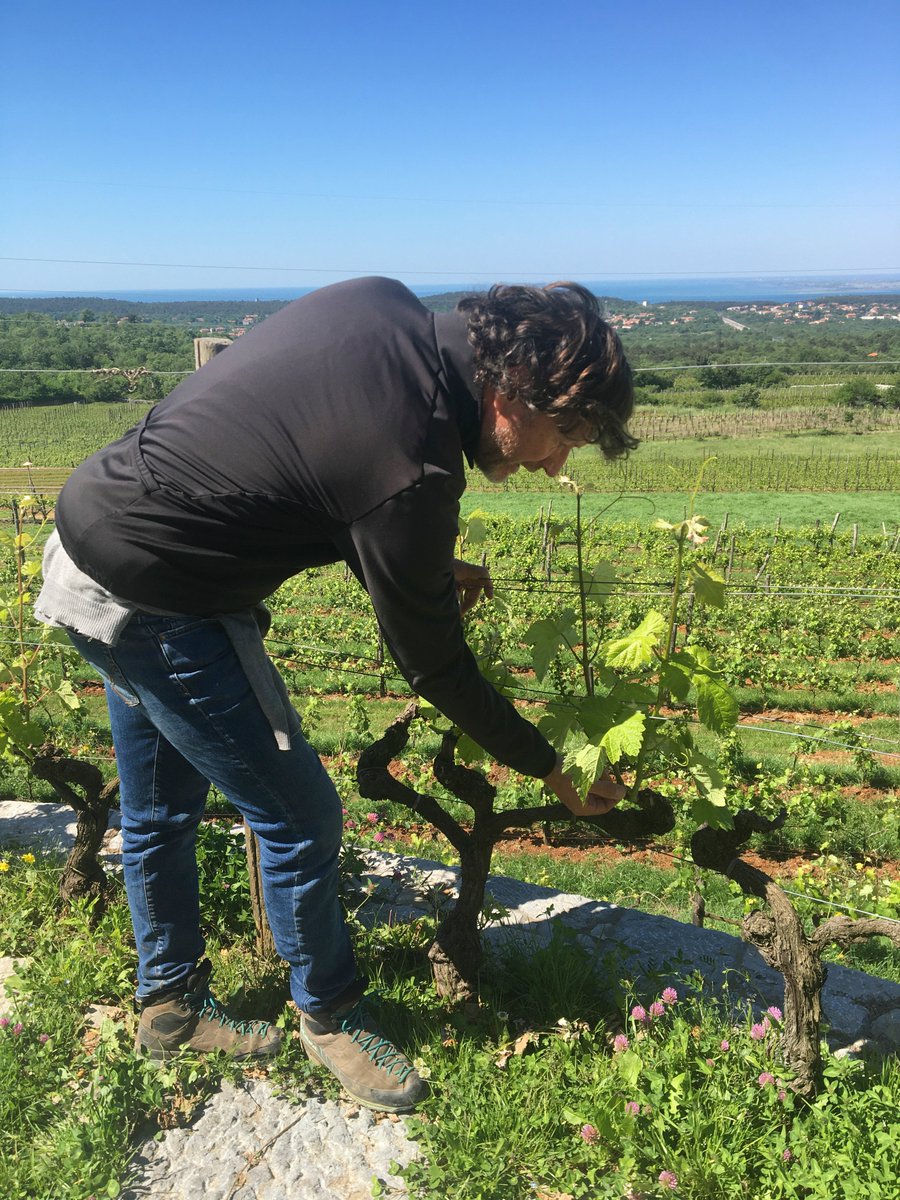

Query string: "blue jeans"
[68, 614, 360, 1014]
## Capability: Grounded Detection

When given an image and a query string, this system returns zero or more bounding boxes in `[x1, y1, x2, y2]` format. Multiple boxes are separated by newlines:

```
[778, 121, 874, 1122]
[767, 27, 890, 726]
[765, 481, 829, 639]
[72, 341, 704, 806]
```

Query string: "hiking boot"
[135, 961, 281, 1061]
[299, 998, 427, 1113]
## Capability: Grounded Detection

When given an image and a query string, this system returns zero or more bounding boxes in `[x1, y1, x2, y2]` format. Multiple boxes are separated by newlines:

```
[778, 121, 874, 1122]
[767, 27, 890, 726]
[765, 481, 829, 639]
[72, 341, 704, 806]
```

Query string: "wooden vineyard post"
[244, 821, 276, 955]
[193, 337, 232, 369]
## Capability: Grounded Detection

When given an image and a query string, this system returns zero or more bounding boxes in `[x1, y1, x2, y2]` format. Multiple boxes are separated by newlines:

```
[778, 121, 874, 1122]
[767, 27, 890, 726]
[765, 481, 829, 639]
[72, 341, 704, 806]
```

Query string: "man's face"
[475, 388, 590, 483]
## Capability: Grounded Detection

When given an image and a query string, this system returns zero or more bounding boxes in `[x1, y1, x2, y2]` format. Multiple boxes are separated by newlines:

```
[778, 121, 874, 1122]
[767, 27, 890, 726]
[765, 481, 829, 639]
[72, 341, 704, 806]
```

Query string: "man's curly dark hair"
[458, 281, 637, 459]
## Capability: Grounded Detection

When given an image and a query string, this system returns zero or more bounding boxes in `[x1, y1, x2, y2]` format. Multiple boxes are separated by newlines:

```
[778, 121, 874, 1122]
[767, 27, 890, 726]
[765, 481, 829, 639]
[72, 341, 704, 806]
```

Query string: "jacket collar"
[433, 310, 481, 467]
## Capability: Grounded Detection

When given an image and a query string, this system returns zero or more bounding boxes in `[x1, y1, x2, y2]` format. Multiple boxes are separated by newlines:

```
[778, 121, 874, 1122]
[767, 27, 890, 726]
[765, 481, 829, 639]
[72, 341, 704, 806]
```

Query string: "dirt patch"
[387, 820, 900, 885]
[738, 708, 865, 727]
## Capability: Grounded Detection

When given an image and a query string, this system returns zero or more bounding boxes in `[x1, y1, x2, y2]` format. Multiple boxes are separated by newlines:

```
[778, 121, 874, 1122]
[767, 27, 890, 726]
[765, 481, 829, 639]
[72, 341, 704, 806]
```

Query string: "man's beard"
[474, 424, 518, 482]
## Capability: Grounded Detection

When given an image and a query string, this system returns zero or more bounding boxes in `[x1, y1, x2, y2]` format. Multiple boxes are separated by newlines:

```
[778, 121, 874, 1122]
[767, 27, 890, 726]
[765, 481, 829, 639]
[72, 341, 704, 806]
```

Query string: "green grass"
[463, 489, 900, 532]
[617, 429, 900, 459]
[2, 843, 898, 1200]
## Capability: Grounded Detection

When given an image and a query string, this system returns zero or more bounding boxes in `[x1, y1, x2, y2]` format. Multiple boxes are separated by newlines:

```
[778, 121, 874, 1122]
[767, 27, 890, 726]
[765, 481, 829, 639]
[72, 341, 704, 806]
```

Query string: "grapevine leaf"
[687, 748, 728, 811]
[592, 664, 620, 691]
[682, 515, 710, 546]
[417, 700, 453, 733]
[602, 611, 666, 670]
[694, 675, 738, 733]
[459, 509, 490, 545]
[524, 612, 578, 680]
[538, 701, 577, 747]
[609, 681, 657, 707]
[600, 710, 646, 764]
[576, 696, 620, 741]
[55, 679, 81, 711]
[691, 793, 734, 830]
[479, 660, 516, 694]
[569, 560, 618, 607]
[564, 739, 607, 800]
[0, 695, 44, 757]
[659, 662, 692, 701]
[654, 516, 709, 546]
[684, 645, 716, 672]
[456, 733, 488, 764]
[42, 627, 74, 647]
[688, 561, 726, 608]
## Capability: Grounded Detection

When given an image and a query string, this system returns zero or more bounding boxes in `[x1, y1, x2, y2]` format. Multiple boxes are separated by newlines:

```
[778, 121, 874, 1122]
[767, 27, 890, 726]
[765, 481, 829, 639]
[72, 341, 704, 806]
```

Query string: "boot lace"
[339, 1002, 414, 1082]
[190, 991, 272, 1038]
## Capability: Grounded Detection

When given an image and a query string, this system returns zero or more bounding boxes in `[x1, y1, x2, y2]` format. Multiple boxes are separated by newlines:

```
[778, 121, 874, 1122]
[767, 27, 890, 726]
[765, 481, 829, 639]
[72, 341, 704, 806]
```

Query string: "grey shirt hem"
[35, 530, 296, 751]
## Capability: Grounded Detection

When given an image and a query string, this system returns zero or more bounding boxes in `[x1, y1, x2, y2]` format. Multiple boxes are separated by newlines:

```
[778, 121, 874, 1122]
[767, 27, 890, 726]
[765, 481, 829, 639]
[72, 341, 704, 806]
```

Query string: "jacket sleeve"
[333, 469, 556, 779]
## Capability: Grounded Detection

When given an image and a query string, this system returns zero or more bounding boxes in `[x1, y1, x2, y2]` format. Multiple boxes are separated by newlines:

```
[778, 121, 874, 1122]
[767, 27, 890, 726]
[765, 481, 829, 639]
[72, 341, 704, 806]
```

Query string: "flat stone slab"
[0, 800, 122, 858]
[120, 1081, 418, 1200]
[359, 852, 900, 1058]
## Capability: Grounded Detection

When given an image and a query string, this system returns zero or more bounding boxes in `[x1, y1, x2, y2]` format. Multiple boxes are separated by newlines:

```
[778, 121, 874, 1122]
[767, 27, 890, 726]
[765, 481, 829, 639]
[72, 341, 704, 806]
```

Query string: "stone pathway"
[3, 801, 899, 1197]
[119, 1083, 418, 1200]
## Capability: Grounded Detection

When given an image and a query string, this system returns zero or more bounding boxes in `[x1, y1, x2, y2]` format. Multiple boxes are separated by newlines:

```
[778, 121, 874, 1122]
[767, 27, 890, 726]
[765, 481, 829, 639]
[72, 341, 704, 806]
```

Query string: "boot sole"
[135, 1034, 281, 1062]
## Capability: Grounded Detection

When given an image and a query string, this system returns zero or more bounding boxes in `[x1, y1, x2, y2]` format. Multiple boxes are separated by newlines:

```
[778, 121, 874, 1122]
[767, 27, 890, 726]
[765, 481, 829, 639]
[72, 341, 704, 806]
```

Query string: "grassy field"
[463, 489, 900, 532]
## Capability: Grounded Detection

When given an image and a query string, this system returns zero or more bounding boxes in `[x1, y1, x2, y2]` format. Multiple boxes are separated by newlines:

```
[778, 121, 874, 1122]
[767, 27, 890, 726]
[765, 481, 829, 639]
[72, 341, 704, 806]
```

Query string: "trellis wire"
[658, 850, 899, 926]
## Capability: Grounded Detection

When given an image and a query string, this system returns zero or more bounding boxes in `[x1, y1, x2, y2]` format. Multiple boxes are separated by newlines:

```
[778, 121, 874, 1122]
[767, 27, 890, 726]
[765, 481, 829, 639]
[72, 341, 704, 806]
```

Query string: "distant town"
[196, 314, 261, 337]
[607, 297, 900, 332]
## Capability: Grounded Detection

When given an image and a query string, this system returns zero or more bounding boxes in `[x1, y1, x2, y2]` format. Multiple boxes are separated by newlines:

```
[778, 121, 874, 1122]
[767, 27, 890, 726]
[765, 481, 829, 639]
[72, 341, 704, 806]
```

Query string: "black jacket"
[56, 277, 555, 777]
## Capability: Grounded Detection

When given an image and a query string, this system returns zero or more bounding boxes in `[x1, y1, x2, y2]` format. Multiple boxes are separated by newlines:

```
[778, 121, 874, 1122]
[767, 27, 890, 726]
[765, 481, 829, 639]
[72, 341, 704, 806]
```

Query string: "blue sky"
[1, 0, 898, 292]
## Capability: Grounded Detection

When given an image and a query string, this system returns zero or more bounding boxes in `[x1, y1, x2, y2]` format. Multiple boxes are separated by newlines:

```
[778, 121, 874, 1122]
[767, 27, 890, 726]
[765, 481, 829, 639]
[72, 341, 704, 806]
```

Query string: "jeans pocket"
[67, 632, 141, 707]
[154, 619, 250, 714]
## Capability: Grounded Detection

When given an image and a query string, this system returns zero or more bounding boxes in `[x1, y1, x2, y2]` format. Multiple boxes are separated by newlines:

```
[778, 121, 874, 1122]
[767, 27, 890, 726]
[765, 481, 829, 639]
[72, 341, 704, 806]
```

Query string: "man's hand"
[542, 754, 626, 817]
[453, 558, 494, 615]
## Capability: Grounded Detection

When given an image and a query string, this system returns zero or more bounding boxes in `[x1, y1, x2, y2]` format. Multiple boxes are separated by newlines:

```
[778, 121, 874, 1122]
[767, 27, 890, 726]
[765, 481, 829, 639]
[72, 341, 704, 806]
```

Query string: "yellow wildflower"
[21, 853, 35, 865]
[0, 861, 9, 873]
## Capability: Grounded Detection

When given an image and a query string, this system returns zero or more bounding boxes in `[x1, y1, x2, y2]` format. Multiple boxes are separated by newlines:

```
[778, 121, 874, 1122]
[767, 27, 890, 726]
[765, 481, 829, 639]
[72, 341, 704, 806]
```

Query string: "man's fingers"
[590, 778, 627, 802]
[456, 571, 493, 613]
[562, 780, 626, 817]
[563, 792, 616, 817]
[458, 586, 481, 614]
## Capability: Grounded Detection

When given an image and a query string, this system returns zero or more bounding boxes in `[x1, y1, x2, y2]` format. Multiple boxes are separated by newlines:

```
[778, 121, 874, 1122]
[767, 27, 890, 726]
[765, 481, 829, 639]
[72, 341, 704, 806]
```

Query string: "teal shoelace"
[192, 992, 272, 1038]
[339, 1002, 414, 1082]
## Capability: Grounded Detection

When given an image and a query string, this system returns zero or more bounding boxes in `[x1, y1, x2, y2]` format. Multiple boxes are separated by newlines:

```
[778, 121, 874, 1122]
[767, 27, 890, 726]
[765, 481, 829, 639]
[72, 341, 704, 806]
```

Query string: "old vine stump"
[31, 743, 118, 910]
[245, 822, 277, 955]
[358, 704, 675, 1003]
[693, 810, 900, 1097]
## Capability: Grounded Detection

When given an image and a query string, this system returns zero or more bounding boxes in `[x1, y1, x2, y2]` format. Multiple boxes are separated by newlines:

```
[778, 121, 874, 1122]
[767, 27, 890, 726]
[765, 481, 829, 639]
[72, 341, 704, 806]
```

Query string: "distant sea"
[2, 274, 899, 305]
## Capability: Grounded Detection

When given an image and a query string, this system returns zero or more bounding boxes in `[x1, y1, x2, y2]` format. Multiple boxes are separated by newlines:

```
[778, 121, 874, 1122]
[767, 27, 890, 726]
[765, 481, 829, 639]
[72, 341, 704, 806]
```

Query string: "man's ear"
[484, 385, 516, 417]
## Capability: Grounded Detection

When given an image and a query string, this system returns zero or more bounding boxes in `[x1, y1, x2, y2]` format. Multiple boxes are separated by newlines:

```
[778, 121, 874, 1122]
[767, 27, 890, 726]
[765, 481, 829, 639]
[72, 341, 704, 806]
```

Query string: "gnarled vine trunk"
[358, 704, 675, 1001]
[31, 743, 118, 911]
[692, 810, 900, 1096]
[245, 823, 277, 955]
